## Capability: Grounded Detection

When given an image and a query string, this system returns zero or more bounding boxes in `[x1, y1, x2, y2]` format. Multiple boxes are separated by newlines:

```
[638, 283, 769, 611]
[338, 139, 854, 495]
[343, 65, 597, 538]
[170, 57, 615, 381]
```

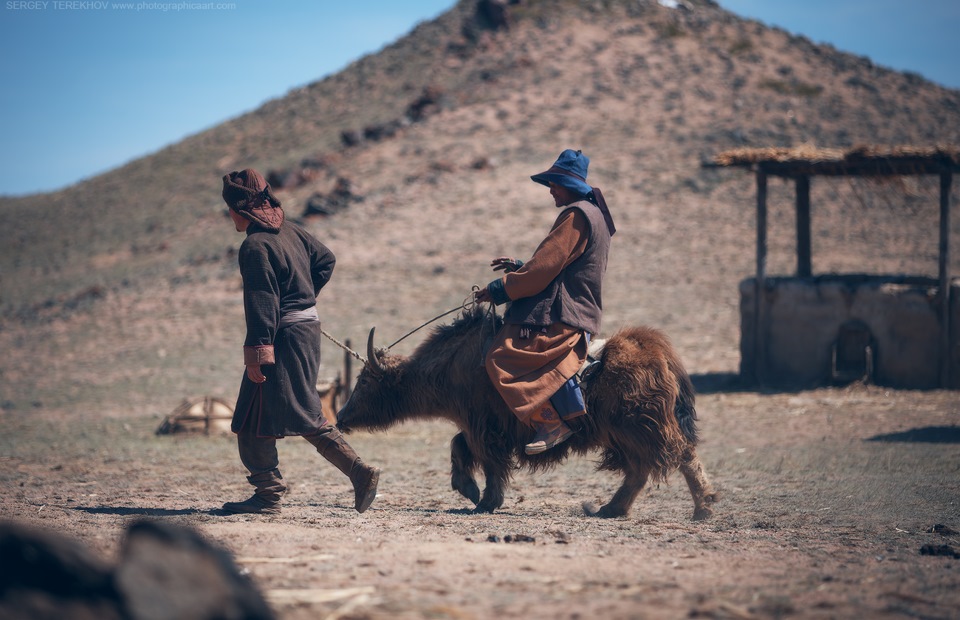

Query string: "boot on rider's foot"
[524, 404, 574, 455]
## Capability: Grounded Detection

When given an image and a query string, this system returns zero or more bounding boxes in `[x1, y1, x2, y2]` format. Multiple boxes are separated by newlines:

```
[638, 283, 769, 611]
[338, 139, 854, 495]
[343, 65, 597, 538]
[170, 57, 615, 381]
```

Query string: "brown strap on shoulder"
[590, 187, 616, 236]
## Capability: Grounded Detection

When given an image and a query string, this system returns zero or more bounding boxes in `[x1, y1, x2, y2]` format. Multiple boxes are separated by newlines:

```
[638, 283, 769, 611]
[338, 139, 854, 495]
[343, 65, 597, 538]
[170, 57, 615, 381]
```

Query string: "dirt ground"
[1, 381, 958, 619]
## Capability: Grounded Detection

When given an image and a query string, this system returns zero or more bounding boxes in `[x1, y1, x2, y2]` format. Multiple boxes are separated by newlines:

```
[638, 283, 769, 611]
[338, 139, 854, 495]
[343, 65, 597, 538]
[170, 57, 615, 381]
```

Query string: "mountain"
[1, 0, 958, 416]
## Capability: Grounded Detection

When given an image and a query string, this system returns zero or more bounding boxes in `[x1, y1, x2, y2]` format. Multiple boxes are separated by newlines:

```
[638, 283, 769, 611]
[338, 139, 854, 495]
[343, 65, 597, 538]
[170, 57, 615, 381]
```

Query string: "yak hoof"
[692, 490, 719, 521]
[692, 506, 714, 521]
[453, 480, 481, 505]
[582, 502, 625, 519]
[473, 497, 502, 514]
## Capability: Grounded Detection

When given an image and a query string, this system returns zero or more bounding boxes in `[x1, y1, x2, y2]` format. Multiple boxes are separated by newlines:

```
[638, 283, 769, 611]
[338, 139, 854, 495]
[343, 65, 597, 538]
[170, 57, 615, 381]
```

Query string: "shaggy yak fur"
[336, 306, 718, 520]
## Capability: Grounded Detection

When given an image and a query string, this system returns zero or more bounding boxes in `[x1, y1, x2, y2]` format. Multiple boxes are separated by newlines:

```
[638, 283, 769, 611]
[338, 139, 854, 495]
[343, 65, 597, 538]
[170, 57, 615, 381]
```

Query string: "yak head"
[336, 327, 409, 433]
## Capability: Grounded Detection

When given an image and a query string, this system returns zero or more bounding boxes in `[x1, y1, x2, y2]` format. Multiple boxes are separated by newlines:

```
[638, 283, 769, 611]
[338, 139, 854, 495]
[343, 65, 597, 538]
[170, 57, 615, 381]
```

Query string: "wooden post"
[344, 338, 353, 401]
[796, 174, 812, 277]
[939, 173, 952, 388]
[754, 169, 768, 385]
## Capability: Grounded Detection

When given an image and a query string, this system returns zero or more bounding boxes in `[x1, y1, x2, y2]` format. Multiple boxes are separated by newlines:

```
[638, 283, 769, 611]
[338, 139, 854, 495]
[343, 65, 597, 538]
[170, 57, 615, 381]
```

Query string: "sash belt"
[278, 306, 319, 330]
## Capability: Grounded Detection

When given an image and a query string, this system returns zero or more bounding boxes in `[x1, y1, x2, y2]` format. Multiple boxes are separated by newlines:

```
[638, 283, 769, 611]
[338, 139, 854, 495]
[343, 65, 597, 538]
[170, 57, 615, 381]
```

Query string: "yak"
[336, 306, 717, 520]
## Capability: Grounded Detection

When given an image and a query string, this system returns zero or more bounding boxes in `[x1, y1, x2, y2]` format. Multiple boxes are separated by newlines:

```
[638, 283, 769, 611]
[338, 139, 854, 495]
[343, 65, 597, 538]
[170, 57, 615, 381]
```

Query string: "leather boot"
[222, 470, 286, 515]
[524, 404, 574, 455]
[306, 427, 380, 513]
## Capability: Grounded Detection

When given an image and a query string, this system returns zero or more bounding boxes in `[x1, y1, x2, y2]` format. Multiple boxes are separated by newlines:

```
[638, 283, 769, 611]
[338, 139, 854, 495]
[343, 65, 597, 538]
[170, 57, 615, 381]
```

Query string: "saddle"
[553, 338, 607, 425]
[577, 338, 606, 387]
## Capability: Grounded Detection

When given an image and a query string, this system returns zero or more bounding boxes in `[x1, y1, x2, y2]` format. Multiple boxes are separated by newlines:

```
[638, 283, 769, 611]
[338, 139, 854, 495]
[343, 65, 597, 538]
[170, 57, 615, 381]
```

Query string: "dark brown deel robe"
[232, 221, 336, 437]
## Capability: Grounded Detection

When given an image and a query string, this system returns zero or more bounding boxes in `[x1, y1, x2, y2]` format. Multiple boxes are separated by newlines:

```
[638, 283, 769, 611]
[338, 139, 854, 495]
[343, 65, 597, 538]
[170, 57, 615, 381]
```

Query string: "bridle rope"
[385, 288, 481, 350]
[320, 287, 492, 362]
[320, 327, 365, 362]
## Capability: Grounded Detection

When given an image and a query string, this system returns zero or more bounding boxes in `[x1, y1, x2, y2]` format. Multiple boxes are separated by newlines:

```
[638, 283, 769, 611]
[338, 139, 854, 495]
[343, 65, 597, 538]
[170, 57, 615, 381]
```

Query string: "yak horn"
[366, 327, 385, 373]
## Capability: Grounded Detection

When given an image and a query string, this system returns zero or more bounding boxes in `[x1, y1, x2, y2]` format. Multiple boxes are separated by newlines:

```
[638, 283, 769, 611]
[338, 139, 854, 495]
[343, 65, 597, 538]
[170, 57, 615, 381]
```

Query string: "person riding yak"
[475, 149, 616, 455]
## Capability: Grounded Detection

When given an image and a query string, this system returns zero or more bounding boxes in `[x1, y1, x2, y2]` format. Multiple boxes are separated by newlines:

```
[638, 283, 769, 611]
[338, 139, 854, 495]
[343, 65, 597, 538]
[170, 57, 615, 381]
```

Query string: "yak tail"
[674, 366, 699, 445]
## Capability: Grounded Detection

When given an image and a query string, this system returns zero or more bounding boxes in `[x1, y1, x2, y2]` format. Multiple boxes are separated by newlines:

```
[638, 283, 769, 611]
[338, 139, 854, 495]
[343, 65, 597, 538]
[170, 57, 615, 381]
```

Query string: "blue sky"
[1, 0, 957, 196]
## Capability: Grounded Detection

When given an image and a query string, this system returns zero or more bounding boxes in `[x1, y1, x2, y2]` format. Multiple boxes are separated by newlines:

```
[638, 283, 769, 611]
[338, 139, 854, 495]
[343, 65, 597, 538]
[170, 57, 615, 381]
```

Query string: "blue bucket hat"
[530, 149, 593, 199]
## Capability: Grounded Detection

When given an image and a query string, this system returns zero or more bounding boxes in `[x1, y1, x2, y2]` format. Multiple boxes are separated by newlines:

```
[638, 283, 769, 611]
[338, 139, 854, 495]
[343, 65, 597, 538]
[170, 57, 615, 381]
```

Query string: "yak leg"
[583, 466, 650, 519]
[474, 458, 509, 514]
[450, 432, 481, 505]
[678, 447, 718, 521]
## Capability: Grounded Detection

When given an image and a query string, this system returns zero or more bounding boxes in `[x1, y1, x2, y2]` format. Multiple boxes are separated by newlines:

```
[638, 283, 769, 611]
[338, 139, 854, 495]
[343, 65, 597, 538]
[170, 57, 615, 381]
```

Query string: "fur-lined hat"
[222, 168, 284, 232]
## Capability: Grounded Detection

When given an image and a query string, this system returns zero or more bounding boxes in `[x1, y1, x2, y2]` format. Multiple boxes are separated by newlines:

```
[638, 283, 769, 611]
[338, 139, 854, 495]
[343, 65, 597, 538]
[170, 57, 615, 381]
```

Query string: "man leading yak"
[219, 168, 379, 515]
[474, 149, 616, 455]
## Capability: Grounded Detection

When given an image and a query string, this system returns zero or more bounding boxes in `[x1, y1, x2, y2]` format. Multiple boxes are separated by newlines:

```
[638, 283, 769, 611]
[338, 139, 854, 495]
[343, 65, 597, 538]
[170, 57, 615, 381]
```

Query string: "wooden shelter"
[711, 145, 960, 389]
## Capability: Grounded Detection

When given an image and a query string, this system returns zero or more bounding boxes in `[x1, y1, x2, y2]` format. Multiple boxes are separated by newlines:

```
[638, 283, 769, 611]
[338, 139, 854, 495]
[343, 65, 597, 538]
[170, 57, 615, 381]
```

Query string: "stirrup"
[578, 359, 601, 384]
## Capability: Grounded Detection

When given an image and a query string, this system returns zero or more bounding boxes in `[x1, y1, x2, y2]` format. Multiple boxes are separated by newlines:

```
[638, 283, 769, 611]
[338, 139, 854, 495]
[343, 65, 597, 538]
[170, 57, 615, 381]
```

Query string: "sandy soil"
[2, 381, 958, 619]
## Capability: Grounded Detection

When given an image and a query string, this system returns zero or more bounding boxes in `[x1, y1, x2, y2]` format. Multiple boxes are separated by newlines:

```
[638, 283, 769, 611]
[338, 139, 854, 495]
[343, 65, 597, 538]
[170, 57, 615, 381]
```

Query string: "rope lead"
[386, 289, 480, 350]
[320, 327, 365, 362]
[320, 287, 486, 362]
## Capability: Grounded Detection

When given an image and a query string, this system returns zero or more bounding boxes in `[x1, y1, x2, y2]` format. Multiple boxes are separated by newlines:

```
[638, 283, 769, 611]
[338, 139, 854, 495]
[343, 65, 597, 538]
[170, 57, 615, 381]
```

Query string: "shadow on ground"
[689, 372, 808, 394]
[691, 372, 744, 394]
[72, 506, 206, 517]
[866, 426, 960, 444]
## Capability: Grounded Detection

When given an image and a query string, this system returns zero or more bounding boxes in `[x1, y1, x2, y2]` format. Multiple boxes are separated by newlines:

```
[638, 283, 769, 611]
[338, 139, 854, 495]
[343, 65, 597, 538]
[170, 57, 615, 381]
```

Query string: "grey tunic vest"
[504, 201, 611, 335]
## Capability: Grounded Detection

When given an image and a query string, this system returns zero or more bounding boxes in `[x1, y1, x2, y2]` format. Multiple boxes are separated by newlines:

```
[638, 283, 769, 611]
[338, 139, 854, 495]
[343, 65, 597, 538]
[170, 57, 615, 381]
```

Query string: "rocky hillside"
[2, 0, 959, 416]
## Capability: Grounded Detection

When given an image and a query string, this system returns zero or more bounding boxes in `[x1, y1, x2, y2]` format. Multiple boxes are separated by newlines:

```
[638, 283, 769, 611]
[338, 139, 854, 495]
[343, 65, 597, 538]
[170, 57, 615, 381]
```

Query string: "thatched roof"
[711, 145, 960, 177]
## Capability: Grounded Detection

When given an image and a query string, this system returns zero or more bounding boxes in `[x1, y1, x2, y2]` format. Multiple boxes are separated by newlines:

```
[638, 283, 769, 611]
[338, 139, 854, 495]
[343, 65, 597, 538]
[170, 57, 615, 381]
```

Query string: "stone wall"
[739, 275, 959, 389]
